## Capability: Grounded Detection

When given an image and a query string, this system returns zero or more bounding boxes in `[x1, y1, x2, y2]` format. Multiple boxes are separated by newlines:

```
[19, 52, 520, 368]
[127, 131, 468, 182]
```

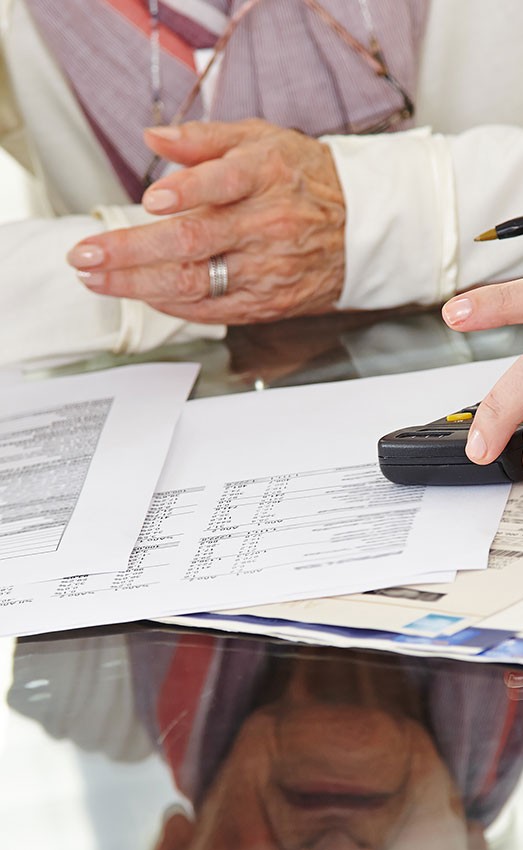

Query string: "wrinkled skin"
[67, 119, 346, 324]
[443, 279, 523, 466]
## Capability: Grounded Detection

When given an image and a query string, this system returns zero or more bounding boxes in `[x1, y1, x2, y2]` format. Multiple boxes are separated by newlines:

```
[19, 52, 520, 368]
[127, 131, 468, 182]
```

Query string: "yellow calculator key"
[446, 412, 473, 422]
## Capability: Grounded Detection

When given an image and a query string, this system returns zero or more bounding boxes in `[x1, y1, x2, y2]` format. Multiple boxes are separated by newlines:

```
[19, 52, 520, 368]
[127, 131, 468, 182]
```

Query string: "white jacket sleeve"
[324, 125, 523, 311]
[0, 204, 224, 367]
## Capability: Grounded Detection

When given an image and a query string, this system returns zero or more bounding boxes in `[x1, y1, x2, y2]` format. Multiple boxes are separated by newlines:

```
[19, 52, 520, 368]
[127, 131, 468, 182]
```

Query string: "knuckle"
[480, 391, 504, 422]
[222, 163, 248, 200]
[177, 171, 200, 205]
[175, 217, 204, 257]
[497, 283, 517, 316]
[253, 198, 300, 242]
[174, 263, 206, 301]
[269, 211, 300, 242]
[265, 147, 291, 179]
[325, 198, 346, 229]
[275, 256, 303, 282]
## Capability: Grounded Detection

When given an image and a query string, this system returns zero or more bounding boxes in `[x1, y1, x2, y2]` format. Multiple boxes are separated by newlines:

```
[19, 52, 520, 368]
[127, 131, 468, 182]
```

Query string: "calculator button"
[446, 412, 473, 422]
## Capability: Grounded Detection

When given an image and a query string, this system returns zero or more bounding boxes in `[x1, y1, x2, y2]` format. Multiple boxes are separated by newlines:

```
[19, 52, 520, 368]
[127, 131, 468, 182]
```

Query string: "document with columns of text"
[0, 357, 514, 638]
[164, 482, 523, 663]
[0, 362, 199, 584]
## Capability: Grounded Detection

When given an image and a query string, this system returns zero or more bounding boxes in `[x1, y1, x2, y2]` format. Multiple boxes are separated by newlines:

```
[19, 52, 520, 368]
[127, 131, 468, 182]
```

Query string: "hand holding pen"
[442, 214, 523, 468]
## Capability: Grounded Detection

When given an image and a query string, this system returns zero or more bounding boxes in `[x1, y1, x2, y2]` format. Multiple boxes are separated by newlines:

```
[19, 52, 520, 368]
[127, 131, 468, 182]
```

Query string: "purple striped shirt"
[25, 0, 430, 199]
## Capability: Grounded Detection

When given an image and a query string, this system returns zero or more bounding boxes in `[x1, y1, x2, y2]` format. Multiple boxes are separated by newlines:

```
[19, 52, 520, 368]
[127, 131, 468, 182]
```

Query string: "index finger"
[143, 152, 260, 215]
[442, 278, 523, 332]
[144, 119, 271, 166]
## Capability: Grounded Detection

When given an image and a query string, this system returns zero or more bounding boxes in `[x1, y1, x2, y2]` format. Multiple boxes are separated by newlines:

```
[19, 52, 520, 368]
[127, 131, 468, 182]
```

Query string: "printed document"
[0, 357, 514, 637]
[0, 363, 198, 584]
[165, 482, 523, 661]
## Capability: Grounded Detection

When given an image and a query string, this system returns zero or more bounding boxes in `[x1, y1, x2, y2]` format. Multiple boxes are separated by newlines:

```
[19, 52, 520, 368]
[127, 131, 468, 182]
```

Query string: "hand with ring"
[66, 119, 346, 324]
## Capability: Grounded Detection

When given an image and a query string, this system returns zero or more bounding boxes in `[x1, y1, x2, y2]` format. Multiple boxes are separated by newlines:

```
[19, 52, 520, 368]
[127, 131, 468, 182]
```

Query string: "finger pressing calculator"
[378, 404, 523, 485]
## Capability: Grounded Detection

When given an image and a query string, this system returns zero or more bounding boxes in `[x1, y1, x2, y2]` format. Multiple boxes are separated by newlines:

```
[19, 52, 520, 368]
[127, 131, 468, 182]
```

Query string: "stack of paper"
[162, 489, 523, 662]
[161, 490, 523, 662]
[0, 356, 519, 655]
[0, 363, 198, 631]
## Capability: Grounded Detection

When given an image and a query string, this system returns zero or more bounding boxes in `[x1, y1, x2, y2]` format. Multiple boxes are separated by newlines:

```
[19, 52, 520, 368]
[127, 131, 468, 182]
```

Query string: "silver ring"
[208, 254, 229, 298]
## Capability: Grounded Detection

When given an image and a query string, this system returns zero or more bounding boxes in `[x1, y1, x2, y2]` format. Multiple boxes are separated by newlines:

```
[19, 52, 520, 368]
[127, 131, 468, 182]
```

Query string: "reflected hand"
[67, 119, 345, 324]
[504, 669, 523, 701]
[442, 280, 523, 464]
[154, 811, 194, 850]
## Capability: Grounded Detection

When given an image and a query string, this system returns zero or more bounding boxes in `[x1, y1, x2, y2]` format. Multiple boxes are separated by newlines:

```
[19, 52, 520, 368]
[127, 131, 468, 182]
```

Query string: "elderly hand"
[67, 119, 345, 324]
[442, 279, 523, 465]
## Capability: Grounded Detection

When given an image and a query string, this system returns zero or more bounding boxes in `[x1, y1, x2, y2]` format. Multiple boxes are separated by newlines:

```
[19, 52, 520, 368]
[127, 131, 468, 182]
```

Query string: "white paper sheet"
[162, 482, 523, 662]
[143, 362, 508, 613]
[0, 363, 198, 583]
[0, 357, 514, 637]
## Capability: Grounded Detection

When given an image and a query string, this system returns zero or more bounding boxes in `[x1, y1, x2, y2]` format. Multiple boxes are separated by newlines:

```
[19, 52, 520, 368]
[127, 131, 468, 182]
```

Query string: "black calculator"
[378, 404, 523, 485]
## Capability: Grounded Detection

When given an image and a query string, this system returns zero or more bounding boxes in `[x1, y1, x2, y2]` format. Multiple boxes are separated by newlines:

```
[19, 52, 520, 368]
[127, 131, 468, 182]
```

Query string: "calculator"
[378, 404, 523, 485]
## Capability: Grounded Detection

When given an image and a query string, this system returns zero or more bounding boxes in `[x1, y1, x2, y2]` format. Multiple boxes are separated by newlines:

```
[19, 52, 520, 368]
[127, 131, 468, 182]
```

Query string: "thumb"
[465, 357, 523, 465]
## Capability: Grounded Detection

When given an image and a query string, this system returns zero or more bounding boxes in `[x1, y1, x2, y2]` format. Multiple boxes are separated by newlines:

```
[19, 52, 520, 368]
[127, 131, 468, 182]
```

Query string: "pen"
[475, 216, 523, 242]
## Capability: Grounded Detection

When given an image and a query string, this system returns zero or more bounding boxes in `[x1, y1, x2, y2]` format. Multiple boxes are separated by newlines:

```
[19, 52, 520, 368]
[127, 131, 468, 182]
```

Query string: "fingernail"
[145, 126, 182, 141]
[466, 428, 488, 461]
[506, 672, 523, 687]
[67, 243, 106, 268]
[77, 271, 106, 289]
[144, 188, 179, 212]
[442, 297, 473, 326]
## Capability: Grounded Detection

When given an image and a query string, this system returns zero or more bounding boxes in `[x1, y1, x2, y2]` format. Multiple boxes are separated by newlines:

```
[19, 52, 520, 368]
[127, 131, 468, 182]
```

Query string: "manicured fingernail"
[77, 271, 106, 289]
[144, 188, 179, 212]
[67, 243, 106, 268]
[442, 297, 473, 326]
[507, 672, 523, 687]
[145, 126, 182, 141]
[466, 428, 488, 461]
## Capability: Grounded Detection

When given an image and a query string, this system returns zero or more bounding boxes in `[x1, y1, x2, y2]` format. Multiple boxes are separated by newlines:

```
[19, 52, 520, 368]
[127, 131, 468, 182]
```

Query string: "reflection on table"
[33, 307, 523, 400]
[4, 627, 523, 849]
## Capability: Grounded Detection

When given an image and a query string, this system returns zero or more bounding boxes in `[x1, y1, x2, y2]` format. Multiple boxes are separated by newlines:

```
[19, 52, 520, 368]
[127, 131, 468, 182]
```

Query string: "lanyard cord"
[143, 0, 413, 186]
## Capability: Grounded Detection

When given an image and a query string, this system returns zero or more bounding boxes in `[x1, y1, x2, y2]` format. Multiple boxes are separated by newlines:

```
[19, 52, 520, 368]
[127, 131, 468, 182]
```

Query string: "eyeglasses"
[142, 0, 414, 187]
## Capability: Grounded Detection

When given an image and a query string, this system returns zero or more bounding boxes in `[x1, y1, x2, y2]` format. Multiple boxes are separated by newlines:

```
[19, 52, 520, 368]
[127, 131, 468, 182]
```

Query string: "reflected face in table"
[158, 655, 471, 850]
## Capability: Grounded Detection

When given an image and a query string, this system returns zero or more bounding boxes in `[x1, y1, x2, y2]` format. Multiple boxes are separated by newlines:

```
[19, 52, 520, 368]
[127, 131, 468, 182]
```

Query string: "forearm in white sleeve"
[323, 125, 523, 311]
[449, 126, 523, 291]
[0, 206, 224, 367]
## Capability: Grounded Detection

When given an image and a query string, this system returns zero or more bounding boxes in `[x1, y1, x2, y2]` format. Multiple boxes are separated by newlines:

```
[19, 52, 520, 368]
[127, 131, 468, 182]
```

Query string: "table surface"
[3, 307, 523, 849]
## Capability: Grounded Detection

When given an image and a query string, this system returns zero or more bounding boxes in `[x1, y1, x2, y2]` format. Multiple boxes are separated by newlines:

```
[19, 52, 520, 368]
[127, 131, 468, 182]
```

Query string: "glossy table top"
[2, 307, 523, 849]
[35, 305, 523, 398]
[2, 625, 523, 849]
